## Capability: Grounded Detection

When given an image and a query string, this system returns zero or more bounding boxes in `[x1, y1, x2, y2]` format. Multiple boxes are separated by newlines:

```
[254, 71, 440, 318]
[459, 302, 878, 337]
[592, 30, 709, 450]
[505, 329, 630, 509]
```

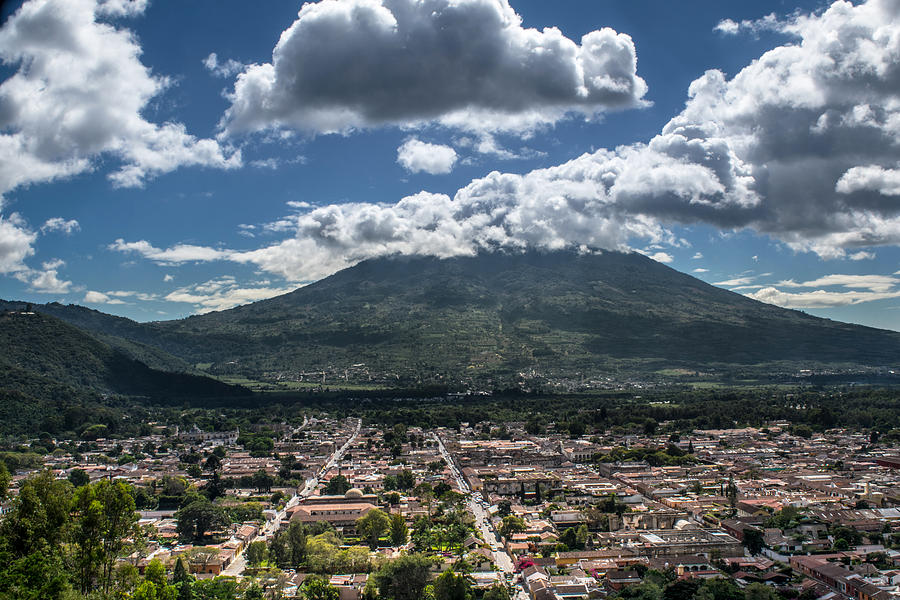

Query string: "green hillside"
[0, 310, 249, 433]
[0, 300, 199, 373]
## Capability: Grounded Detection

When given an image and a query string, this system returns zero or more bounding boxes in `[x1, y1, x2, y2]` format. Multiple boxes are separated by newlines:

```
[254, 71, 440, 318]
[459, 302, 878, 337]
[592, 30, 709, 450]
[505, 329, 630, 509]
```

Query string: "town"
[3, 406, 900, 600]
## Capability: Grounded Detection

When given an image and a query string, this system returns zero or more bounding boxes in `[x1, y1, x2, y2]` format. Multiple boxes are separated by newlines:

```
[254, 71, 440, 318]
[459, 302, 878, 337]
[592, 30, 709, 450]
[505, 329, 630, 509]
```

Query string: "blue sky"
[2, 0, 900, 331]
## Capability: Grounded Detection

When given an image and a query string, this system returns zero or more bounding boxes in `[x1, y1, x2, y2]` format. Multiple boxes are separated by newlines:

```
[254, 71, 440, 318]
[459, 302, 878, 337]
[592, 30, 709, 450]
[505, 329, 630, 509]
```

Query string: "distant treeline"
[3, 385, 899, 441]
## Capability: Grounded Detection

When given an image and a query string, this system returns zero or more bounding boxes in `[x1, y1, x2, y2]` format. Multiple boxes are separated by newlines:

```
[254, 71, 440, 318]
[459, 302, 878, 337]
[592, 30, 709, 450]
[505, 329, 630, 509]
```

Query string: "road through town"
[433, 432, 528, 600]
[222, 418, 362, 576]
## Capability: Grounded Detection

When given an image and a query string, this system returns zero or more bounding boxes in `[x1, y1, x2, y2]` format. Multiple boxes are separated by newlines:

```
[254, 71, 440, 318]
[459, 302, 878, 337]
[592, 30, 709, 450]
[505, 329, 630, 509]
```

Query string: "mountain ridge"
[5, 250, 898, 387]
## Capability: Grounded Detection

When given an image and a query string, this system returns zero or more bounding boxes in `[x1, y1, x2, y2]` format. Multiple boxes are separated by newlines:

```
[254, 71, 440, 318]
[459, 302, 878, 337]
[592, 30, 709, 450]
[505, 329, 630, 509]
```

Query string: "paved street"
[433, 433, 528, 599]
[222, 418, 362, 576]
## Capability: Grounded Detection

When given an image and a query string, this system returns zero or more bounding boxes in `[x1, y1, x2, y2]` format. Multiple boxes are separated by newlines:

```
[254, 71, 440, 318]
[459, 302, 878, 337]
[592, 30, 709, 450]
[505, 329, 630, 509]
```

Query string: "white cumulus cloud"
[396, 139, 458, 174]
[13, 258, 73, 293]
[713, 19, 741, 35]
[220, 0, 647, 136]
[0, 214, 36, 274]
[0, 0, 241, 197]
[84, 290, 113, 303]
[40, 217, 80, 235]
[836, 165, 900, 196]
[27, 272, 70, 293]
[202, 52, 244, 78]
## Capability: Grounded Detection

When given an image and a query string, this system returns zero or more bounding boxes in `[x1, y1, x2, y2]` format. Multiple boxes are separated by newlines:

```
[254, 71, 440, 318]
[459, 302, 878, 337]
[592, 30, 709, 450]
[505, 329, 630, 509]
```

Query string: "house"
[605, 570, 642, 591]
[289, 490, 376, 535]
[329, 574, 368, 600]
[467, 548, 494, 571]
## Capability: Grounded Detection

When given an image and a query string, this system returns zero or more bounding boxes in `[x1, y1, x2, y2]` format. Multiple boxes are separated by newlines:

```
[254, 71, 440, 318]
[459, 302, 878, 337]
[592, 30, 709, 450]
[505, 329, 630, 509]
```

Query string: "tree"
[132, 581, 162, 600]
[251, 469, 274, 493]
[499, 516, 526, 539]
[82, 424, 109, 440]
[357, 508, 391, 549]
[396, 470, 416, 491]
[204, 454, 221, 472]
[193, 577, 239, 600]
[301, 575, 340, 600]
[0, 545, 73, 600]
[340, 545, 372, 574]
[145, 558, 168, 589]
[433, 570, 472, 600]
[270, 521, 307, 568]
[97, 481, 139, 591]
[433, 481, 452, 498]
[643, 418, 658, 436]
[176, 499, 229, 542]
[497, 499, 512, 517]
[0, 462, 8, 500]
[134, 558, 177, 600]
[414, 482, 434, 517]
[725, 476, 738, 515]
[325, 475, 350, 495]
[71, 483, 105, 593]
[568, 421, 586, 437]
[372, 553, 436, 600]
[306, 532, 344, 574]
[696, 578, 744, 600]
[793, 425, 813, 439]
[576, 524, 589, 548]
[619, 582, 662, 600]
[766, 506, 800, 530]
[831, 525, 862, 548]
[743, 528, 764, 556]
[203, 471, 228, 501]
[0, 470, 74, 599]
[390, 513, 409, 546]
[560, 527, 578, 550]
[173, 557, 194, 600]
[68, 468, 90, 488]
[744, 583, 779, 600]
[664, 579, 701, 600]
[482, 585, 511, 600]
[246, 540, 269, 566]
